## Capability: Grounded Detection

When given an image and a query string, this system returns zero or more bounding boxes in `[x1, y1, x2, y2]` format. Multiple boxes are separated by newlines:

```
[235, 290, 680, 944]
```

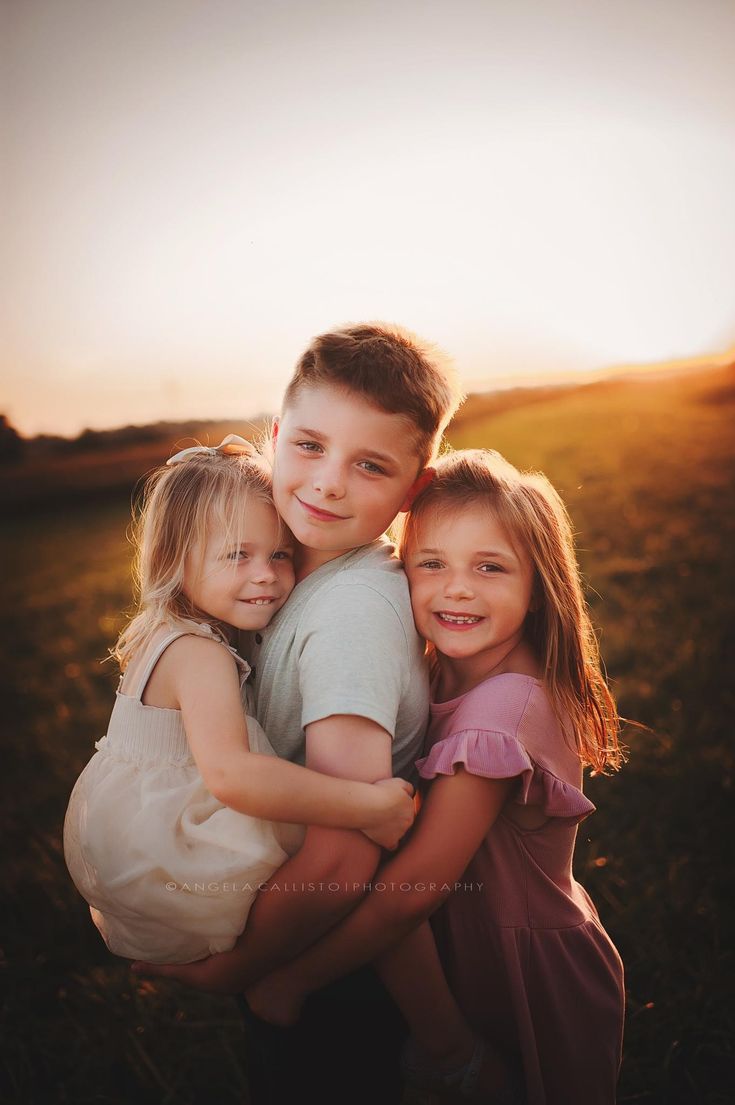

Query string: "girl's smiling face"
[404, 503, 537, 679]
[183, 497, 295, 631]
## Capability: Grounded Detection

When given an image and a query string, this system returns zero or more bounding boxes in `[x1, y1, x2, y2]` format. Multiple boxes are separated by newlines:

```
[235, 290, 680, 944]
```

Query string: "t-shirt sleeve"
[297, 581, 410, 737]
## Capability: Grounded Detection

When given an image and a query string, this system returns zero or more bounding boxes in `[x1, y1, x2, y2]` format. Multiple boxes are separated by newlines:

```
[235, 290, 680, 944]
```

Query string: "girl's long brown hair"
[399, 449, 623, 773]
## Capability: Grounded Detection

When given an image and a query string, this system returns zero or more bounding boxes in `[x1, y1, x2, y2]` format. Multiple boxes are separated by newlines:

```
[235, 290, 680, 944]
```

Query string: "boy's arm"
[230, 713, 397, 969]
[227, 583, 421, 980]
[244, 768, 514, 1022]
[133, 714, 394, 993]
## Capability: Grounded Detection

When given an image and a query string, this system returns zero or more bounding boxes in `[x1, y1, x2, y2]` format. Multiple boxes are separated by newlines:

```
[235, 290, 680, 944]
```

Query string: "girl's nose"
[444, 573, 475, 601]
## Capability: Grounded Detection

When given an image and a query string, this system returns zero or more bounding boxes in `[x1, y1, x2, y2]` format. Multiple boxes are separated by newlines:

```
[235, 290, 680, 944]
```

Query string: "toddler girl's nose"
[252, 560, 277, 584]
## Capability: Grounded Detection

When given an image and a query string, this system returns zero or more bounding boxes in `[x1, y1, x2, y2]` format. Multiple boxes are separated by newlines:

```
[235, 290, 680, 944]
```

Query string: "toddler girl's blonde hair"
[114, 441, 277, 670]
[399, 449, 623, 773]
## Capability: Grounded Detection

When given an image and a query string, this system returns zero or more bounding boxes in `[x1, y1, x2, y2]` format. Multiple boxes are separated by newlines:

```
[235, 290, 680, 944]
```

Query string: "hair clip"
[166, 434, 257, 466]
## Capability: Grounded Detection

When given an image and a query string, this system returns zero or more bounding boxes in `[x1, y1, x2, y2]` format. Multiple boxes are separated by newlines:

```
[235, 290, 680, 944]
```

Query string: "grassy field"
[1, 364, 733, 1103]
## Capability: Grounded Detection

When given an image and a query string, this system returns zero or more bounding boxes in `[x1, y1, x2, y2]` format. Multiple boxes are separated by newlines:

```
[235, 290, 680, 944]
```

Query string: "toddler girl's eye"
[419, 559, 444, 570]
[227, 549, 248, 561]
[271, 549, 292, 561]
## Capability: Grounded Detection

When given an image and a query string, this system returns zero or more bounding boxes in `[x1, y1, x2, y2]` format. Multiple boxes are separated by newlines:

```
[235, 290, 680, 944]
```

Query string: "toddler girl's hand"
[363, 777, 416, 851]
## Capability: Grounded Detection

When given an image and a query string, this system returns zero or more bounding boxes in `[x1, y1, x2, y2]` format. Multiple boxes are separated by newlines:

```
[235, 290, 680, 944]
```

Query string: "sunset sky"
[4, 0, 735, 437]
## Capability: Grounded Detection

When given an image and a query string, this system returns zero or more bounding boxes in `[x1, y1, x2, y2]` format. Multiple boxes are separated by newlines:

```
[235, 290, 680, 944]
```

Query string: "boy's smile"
[272, 384, 428, 576]
[295, 497, 350, 523]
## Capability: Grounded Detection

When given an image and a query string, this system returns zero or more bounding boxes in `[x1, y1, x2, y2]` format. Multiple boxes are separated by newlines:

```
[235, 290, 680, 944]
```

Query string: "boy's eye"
[358, 460, 386, 475]
[296, 441, 322, 454]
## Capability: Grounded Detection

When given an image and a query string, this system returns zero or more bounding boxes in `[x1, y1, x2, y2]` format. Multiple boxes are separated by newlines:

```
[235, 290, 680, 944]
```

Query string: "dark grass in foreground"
[1, 365, 733, 1103]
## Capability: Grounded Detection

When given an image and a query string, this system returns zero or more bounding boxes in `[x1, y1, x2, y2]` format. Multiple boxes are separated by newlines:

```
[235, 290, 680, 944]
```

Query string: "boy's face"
[273, 384, 429, 566]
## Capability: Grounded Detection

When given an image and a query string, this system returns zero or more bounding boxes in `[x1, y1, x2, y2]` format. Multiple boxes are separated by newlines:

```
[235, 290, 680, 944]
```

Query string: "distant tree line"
[0, 415, 269, 464]
[0, 416, 23, 461]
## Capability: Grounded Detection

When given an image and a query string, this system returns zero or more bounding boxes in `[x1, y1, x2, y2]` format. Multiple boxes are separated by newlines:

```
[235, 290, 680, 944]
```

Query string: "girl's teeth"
[438, 613, 481, 624]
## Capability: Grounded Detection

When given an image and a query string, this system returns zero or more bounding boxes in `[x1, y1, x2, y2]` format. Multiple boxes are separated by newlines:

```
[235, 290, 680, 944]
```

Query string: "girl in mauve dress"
[245, 448, 625, 1105]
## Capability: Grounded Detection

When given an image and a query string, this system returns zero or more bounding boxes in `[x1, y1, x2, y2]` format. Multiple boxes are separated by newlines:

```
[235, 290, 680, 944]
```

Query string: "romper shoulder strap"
[128, 628, 195, 701]
[127, 622, 250, 701]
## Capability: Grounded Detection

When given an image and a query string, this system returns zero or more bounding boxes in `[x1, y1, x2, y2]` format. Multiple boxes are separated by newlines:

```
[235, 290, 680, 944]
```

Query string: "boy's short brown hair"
[283, 322, 464, 467]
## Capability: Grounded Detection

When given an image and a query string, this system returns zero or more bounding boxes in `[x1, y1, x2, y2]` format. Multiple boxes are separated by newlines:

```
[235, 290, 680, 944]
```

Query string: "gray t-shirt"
[251, 540, 429, 780]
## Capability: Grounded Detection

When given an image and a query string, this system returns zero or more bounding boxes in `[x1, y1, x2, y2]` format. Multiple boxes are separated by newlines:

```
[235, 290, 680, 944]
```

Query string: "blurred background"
[2, 1, 734, 1102]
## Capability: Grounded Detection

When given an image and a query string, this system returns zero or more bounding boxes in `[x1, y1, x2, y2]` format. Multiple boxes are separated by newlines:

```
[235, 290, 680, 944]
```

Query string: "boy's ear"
[399, 467, 436, 513]
[271, 417, 280, 444]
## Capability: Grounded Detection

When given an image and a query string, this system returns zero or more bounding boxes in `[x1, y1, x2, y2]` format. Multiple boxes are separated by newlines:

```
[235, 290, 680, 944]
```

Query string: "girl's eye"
[418, 559, 444, 570]
[227, 550, 248, 561]
[271, 550, 292, 561]
[358, 461, 386, 475]
[478, 563, 503, 573]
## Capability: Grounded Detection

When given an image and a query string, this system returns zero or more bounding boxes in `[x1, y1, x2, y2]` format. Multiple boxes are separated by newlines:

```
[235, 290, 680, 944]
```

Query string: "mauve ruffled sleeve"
[416, 729, 595, 822]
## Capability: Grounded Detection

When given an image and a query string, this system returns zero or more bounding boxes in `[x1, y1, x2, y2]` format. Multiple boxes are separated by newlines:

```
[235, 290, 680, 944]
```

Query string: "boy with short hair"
[139, 322, 463, 1104]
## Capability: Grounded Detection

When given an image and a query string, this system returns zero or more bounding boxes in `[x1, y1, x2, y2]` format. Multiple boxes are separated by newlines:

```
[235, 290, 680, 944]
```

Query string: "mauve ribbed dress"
[417, 673, 624, 1105]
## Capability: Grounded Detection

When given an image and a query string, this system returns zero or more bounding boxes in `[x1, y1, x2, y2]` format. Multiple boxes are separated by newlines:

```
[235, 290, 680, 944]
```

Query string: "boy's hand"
[363, 777, 415, 851]
[130, 950, 245, 995]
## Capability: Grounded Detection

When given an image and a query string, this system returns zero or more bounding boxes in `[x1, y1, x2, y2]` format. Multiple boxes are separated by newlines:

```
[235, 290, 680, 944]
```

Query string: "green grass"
[1, 365, 733, 1103]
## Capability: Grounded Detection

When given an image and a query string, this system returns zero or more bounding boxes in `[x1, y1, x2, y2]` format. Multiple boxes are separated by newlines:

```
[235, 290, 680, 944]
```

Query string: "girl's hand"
[363, 777, 416, 851]
[244, 970, 306, 1027]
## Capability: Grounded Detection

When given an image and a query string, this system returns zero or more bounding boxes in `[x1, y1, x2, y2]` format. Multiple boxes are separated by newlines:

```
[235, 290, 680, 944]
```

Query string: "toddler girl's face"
[183, 497, 295, 631]
[404, 504, 535, 667]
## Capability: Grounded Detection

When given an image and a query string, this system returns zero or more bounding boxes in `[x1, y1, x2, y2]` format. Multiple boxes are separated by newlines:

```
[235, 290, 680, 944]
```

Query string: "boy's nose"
[312, 464, 346, 499]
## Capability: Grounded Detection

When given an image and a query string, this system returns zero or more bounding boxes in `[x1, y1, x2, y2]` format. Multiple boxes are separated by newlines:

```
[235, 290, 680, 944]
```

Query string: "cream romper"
[63, 623, 303, 964]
